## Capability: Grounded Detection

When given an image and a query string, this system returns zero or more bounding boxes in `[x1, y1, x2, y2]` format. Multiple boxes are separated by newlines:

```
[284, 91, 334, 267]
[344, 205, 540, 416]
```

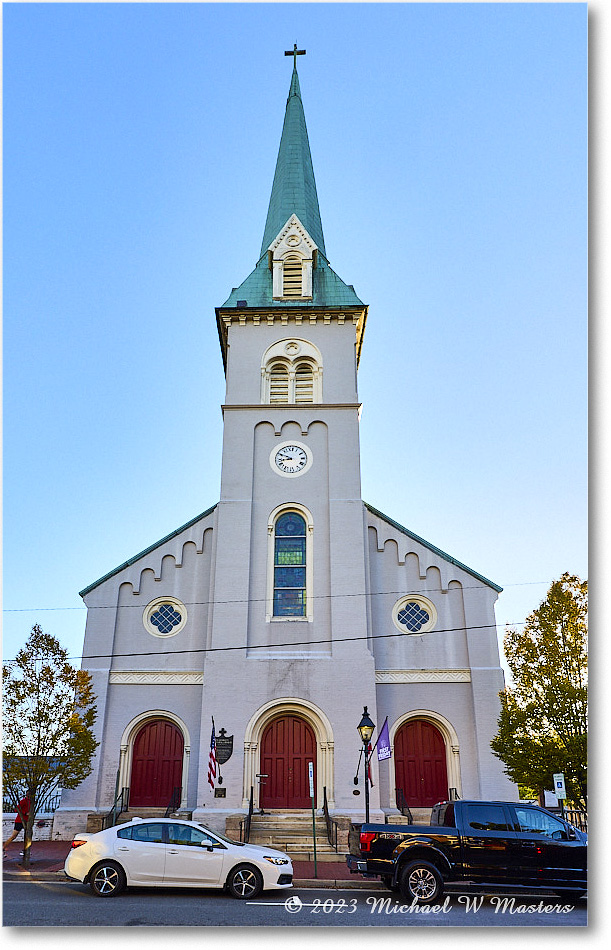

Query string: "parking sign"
[553, 772, 567, 800]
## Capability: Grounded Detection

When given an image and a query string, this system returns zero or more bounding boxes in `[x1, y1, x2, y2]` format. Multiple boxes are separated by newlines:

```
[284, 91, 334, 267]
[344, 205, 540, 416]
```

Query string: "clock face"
[270, 441, 312, 477]
[275, 444, 308, 473]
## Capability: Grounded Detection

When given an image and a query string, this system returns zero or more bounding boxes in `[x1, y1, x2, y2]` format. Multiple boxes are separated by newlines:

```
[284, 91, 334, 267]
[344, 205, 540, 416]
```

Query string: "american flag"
[208, 719, 217, 790]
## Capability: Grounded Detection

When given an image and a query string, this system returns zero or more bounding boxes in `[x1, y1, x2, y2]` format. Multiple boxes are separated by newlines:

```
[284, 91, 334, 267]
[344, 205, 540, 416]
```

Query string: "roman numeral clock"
[270, 441, 313, 477]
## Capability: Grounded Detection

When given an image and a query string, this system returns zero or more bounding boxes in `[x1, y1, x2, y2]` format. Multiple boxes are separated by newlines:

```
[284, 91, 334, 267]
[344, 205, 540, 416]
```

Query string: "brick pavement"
[2, 839, 376, 886]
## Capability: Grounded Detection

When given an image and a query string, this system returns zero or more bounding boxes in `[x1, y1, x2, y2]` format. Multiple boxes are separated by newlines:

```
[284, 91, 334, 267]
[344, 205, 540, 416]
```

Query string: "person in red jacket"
[3, 792, 32, 856]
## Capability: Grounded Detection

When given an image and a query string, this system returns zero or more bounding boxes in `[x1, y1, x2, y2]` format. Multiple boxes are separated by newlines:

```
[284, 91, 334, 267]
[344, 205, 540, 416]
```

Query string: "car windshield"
[195, 823, 244, 846]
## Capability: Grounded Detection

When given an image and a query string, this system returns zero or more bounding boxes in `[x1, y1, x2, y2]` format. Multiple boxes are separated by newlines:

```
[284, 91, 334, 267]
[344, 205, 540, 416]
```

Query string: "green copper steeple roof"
[220, 60, 365, 311]
[260, 66, 326, 257]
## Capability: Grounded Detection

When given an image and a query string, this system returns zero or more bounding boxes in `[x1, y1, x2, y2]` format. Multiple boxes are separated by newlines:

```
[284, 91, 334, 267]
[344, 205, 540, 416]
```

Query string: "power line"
[2, 579, 550, 614]
[3, 620, 526, 667]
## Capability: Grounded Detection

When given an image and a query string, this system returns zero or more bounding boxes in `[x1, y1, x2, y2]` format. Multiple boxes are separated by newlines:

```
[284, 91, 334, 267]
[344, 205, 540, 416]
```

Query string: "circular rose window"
[392, 595, 437, 634]
[143, 597, 187, 638]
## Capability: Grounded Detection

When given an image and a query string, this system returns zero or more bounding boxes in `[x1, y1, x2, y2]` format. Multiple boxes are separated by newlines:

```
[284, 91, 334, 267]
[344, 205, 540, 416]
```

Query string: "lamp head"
[357, 706, 375, 743]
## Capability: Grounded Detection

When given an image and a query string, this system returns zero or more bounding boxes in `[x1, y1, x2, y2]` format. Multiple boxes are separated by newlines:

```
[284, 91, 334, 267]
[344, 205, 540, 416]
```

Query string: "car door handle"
[168, 850, 180, 854]
[117, 847, 130, 851]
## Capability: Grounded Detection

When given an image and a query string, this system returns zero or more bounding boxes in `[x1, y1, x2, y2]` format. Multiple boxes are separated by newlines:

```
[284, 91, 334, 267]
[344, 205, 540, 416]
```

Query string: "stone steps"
[248, 813, 340, 861]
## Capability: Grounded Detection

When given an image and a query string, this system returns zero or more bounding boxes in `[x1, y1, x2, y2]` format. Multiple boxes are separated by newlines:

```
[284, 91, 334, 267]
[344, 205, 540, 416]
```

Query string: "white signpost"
[308, 761, 317, 879]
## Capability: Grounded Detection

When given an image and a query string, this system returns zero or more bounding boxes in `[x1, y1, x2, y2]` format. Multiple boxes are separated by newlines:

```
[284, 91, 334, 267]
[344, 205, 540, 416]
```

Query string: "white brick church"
[57, 56, 515, 838]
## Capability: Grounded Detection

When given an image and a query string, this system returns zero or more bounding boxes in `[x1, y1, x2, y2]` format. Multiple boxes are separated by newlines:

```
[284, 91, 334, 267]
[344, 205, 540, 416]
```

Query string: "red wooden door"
[130, 720, 184, 807]
[394, 720, 448, 807]
[260, 716, 316, 809]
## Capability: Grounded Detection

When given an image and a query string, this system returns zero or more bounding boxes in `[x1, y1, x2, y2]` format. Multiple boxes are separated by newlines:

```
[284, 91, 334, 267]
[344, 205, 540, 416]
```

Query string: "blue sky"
[3, 2, 587, 670]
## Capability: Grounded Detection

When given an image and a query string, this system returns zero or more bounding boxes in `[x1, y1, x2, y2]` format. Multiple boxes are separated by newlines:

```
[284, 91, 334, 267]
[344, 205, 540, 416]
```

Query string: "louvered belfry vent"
[295, 363, 314, 402]
[269, 363, 290, 403]
[283, 255, 303, 296]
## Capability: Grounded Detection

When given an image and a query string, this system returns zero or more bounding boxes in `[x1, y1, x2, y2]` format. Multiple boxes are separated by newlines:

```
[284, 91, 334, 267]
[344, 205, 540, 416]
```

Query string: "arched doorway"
[260, 715, 316, 809]
[394, 719, 448, 807]
[130, 719, 184, 807]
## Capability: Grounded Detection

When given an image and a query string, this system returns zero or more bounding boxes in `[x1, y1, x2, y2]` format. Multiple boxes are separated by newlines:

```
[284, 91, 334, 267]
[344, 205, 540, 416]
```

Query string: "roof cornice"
[215, 305, 368, 373]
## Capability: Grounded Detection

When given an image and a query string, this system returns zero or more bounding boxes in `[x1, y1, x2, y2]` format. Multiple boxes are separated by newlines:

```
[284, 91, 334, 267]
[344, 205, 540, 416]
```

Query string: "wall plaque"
[214, 787, 226, 798]
[215, 728, 234, 765]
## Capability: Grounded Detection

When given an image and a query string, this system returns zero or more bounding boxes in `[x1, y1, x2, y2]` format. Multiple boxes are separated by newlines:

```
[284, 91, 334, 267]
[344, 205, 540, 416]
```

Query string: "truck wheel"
[400, 861, 444, 905]
[382, 875, 399, 893]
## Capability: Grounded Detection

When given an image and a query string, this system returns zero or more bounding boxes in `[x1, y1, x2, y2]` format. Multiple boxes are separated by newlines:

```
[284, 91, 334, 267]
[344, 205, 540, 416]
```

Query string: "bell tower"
[195, 50, 380, 818]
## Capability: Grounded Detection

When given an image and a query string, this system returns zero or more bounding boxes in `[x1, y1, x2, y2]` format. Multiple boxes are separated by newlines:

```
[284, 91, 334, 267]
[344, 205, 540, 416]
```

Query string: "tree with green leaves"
[491, 573, 587, 809]
[3, 625, 98, 867]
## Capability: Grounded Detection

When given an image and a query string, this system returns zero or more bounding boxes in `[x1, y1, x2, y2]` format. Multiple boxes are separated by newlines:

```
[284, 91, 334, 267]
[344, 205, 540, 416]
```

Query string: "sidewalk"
[2, 840, 381, 888]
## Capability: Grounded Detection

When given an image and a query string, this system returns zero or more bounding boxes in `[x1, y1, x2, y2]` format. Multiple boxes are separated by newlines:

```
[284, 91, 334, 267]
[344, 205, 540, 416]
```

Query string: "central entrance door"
[130, 719, 184, 808]
[260, 715, 316, 809]
[394, 719, 448, 807]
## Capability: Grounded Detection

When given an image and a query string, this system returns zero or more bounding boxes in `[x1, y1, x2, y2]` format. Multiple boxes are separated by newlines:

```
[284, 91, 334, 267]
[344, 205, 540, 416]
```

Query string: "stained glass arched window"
[273, 512, 307, 617]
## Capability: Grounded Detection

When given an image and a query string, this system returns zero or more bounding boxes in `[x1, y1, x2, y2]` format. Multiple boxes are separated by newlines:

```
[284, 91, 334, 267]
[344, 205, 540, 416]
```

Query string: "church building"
[57, 54, 515, 839]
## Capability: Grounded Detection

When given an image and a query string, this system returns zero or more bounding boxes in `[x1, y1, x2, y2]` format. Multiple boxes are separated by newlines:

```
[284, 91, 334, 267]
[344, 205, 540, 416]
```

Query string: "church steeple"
[219, 51, 366, 330]
[260, 60, 326, 258]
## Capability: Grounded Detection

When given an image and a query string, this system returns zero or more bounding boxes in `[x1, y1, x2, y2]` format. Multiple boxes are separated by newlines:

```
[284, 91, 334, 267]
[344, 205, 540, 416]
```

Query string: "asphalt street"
[3, 880, 587, 928]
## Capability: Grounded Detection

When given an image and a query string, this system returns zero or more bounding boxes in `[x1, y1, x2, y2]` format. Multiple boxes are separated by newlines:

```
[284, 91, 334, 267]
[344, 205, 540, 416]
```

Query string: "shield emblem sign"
[215, 728, 233, 765]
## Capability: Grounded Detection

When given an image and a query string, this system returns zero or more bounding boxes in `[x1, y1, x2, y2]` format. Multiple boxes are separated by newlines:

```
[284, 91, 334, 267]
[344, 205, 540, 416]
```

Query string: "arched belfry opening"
[261, 338, 323, 404]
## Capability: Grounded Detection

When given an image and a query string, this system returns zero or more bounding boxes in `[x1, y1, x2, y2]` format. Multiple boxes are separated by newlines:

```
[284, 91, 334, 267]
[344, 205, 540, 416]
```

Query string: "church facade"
[57, 59, 515, 838]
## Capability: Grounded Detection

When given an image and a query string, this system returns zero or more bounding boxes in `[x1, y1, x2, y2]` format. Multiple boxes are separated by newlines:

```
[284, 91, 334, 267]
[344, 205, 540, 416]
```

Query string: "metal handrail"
[164, 786, 182, 817]
[322, 786, 339, 851]
[240, 786, 254, 843]
[395, 787, 413, 823]
[102, 786, 129, 830]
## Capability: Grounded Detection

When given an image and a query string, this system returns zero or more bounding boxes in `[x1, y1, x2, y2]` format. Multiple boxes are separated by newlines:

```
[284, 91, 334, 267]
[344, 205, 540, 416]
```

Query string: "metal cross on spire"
[284, 43, 306, 68]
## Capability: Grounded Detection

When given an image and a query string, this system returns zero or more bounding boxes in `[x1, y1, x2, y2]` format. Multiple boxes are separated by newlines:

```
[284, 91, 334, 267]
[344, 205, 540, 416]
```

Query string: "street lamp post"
[357, 706, 375, 824]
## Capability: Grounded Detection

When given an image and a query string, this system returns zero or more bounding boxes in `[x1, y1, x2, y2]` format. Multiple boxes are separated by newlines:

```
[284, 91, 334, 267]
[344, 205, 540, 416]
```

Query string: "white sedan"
[64, 817, 293, 899]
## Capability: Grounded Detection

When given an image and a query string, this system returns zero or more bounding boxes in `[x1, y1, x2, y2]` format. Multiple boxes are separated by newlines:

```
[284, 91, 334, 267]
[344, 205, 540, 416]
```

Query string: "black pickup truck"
[346, 800, 587, 904]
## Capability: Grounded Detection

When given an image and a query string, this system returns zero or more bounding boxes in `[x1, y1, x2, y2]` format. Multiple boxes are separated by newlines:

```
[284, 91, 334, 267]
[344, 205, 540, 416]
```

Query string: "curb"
[3, 869, 383, 889]
[3, 870, 66, 882]
[296, 878, 384, 889]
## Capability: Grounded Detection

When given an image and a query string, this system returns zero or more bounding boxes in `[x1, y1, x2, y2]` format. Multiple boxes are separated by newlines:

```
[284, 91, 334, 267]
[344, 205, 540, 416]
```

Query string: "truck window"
[465, 804, 509, 831]
[442, 803, 454, 826]
[515, 807, 567, 839]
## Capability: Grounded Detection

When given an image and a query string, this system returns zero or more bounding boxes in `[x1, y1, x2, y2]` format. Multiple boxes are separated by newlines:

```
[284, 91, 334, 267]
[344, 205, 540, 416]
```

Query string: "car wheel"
[381, 874, 399, 892]
[399, 861, 444, 905]
[226, 864, 263, 900]
[89, 861, 126, 898]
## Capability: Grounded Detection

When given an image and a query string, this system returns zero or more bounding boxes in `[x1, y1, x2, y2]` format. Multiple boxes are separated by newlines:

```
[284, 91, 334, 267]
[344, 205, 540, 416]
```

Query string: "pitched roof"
[364, 502, 503, 592]
[79, 505, 217, 597]
[221, 254, 364, 309]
